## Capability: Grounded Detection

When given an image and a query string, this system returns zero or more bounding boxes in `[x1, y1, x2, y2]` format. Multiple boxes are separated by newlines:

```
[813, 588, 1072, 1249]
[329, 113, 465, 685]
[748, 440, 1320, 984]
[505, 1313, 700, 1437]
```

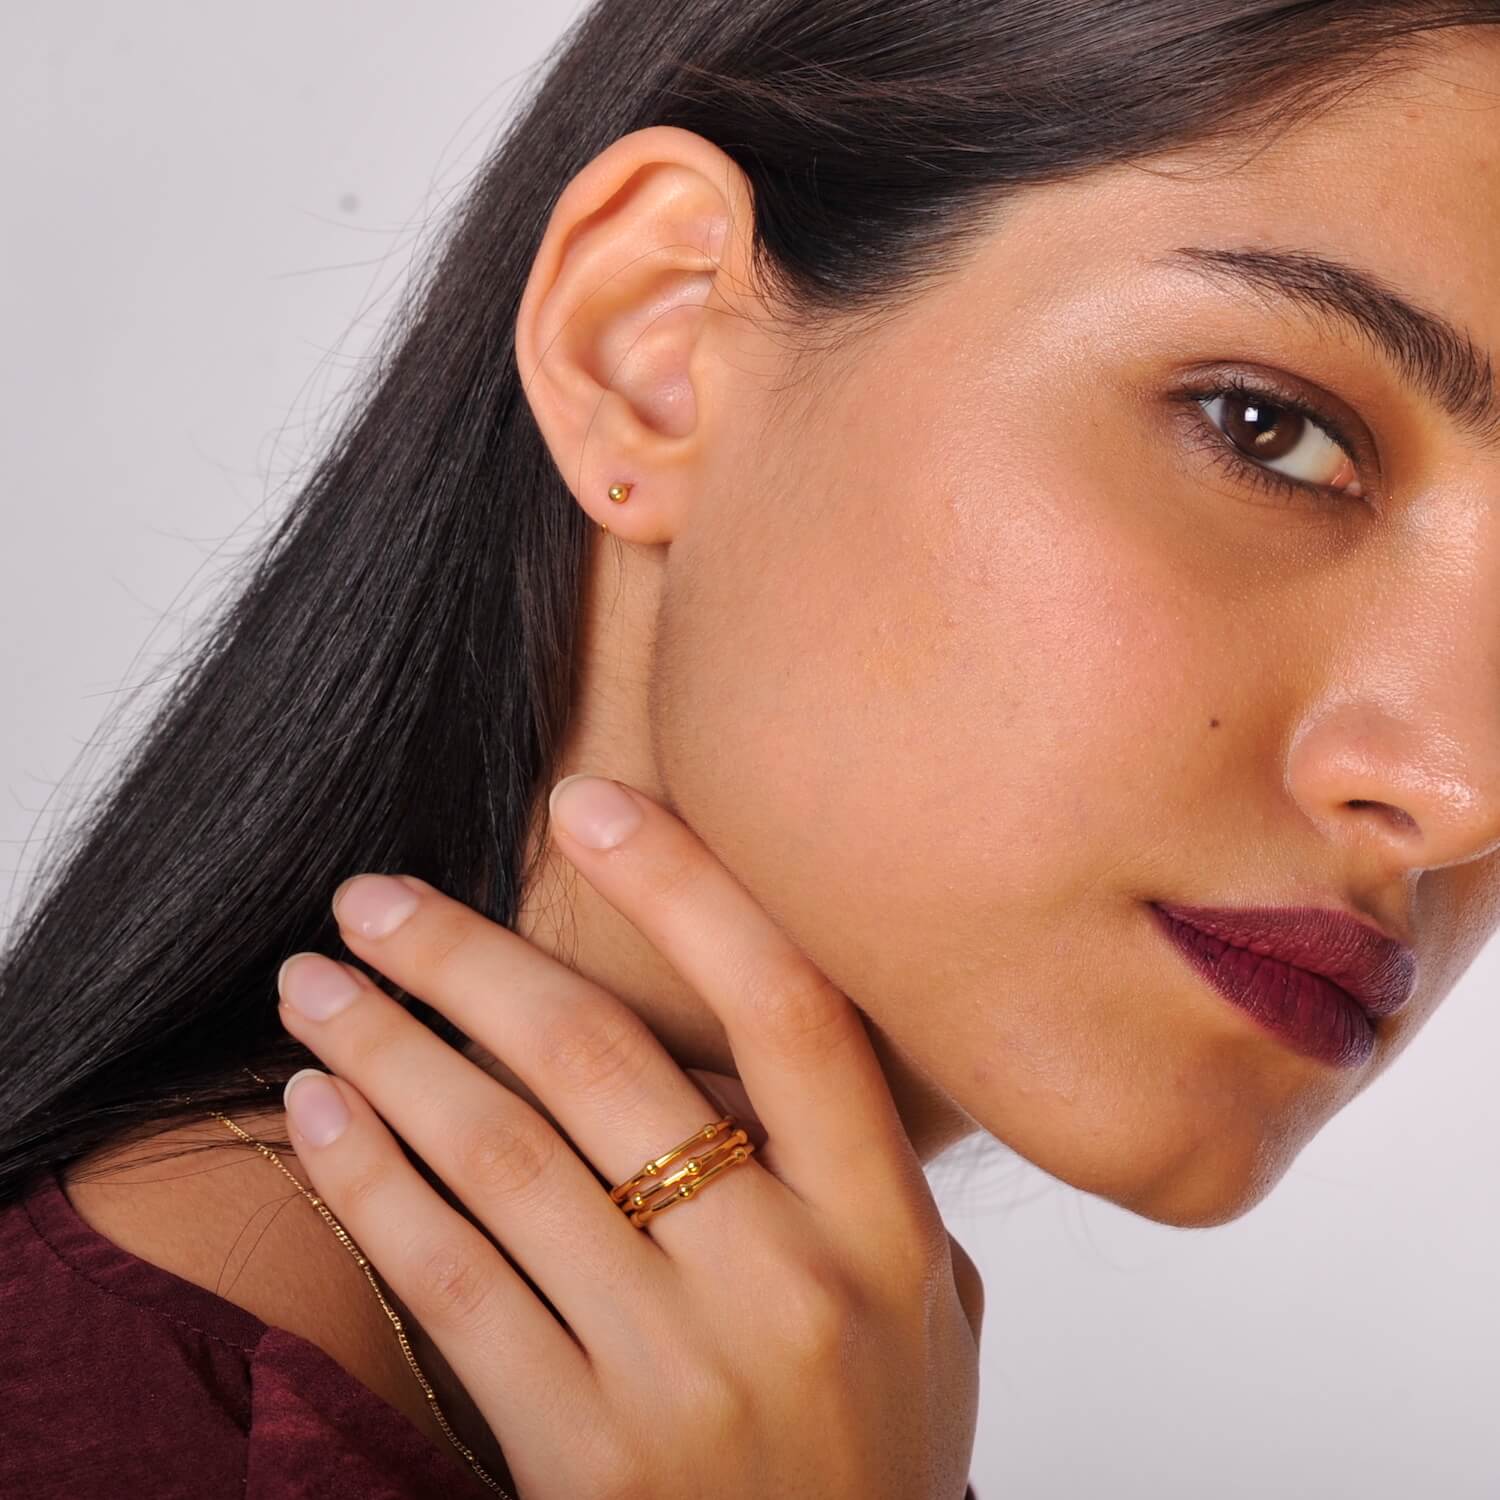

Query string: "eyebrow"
[1154, 245, 1500, 450]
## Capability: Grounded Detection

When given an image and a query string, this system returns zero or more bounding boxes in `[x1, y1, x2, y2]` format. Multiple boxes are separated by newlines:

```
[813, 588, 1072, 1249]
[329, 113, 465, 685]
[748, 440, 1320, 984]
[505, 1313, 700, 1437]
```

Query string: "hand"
[273, 774, 982, 1500]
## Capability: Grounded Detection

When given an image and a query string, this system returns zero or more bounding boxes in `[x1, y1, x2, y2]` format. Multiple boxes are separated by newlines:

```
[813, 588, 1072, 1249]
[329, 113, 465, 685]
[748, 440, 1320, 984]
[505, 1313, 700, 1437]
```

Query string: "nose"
[1284, 489, 1500, 879]
[1285, 691, 1500, 877]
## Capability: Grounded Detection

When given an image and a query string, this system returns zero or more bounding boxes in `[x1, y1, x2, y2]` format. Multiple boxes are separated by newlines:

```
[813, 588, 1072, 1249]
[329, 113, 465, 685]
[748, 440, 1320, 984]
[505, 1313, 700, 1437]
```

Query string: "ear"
[514, 125, 758, 545]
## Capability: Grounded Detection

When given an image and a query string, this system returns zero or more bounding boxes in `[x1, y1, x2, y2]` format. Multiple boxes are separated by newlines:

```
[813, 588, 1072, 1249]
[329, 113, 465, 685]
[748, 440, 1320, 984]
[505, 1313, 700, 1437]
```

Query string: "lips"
[1150, 901, 1417, 1022]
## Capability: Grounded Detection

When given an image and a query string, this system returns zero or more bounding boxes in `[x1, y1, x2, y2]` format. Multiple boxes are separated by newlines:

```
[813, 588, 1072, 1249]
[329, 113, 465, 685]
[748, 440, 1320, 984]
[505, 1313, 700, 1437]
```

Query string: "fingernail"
[333, 873, 420, 937]
[279, 953, 360, 1020]
[283, 1068, 350, 1147]
[549, 774, 643, 850]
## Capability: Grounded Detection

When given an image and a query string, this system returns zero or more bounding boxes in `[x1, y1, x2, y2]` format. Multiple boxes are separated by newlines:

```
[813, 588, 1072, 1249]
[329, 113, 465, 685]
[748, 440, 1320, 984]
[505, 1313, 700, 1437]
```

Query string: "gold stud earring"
[601, 482, 632, 533]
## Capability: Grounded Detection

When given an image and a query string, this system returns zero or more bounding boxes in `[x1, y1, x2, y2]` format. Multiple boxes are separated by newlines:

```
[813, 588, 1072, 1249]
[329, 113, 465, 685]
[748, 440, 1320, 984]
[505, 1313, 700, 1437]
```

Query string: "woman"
[4, 1, 1499, 1495]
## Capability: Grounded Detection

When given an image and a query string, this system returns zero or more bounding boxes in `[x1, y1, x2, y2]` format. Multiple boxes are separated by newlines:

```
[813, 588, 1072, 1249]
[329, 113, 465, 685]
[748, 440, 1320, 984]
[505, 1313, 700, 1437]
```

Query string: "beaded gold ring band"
[609, 1116, 756, 1228]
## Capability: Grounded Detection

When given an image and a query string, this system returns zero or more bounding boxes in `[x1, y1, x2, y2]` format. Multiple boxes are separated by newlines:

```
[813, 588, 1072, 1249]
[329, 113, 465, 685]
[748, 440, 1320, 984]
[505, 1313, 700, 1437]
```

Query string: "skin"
[61, 24, 1500, 1488]
[513, 27, 1500, 1229]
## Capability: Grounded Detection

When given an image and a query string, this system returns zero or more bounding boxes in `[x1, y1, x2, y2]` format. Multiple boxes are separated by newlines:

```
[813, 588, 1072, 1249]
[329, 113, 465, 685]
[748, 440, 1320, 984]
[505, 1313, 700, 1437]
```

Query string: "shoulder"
[54, 1118, 478, 1478]
[1, 1133, 470, 1498]
[0, 1164, 260, 1497]
[58, 1111, 412, 1397]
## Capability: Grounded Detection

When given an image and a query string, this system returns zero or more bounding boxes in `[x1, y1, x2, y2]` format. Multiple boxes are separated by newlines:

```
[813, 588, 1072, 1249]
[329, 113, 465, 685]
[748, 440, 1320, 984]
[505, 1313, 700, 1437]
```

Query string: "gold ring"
[609, 1117, 756, 1228]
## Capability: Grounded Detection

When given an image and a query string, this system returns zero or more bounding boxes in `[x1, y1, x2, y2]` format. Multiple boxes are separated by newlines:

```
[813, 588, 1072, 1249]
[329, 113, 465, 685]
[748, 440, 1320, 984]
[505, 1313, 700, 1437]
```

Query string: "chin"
[1105, 1147, 1289, 1229]
[981, 1089, 1310, 1230]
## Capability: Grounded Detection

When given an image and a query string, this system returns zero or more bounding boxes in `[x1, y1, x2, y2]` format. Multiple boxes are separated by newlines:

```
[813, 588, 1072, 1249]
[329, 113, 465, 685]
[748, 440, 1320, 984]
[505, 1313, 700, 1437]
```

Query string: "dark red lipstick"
[1148, 901, 1417, 1069]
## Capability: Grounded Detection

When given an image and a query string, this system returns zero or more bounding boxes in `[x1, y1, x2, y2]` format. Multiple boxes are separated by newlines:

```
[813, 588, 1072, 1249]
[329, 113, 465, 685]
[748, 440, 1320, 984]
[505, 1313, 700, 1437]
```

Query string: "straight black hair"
[4, 0, 1496, 1205]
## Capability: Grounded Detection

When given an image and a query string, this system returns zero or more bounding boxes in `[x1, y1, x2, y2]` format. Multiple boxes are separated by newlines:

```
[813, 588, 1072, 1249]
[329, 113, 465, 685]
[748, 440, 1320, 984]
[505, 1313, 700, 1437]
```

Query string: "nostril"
[1347, 799, 1420, 835]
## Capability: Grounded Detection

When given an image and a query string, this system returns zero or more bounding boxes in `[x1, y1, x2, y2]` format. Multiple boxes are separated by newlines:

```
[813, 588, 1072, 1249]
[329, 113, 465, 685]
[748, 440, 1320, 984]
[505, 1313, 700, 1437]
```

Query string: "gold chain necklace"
[207, 1078, 514, 1498]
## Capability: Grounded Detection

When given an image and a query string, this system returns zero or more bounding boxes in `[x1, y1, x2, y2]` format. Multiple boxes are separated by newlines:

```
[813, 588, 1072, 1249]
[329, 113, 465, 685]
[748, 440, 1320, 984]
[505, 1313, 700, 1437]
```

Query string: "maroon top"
[1, 1164, 979, 1498]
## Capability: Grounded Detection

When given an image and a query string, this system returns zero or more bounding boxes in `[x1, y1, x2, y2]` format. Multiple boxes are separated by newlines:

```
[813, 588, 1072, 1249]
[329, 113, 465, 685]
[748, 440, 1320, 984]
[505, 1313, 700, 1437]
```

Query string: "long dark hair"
[3, 1, 1494, 1205]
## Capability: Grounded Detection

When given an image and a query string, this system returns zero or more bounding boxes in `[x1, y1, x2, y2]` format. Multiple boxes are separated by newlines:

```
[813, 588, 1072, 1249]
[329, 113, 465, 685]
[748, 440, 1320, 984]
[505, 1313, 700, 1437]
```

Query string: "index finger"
[545, 774, 929, 1221]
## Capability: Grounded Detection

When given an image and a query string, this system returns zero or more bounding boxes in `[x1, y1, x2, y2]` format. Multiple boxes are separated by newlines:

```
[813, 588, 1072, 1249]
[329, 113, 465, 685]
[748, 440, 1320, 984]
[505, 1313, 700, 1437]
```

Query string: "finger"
[544, 775, 926, 1225]
[276, 952, 675, 1355]
[277, 1064, 595, 1448]
[683, 1068, 769, 1156]
[313, 877, 778, 1262]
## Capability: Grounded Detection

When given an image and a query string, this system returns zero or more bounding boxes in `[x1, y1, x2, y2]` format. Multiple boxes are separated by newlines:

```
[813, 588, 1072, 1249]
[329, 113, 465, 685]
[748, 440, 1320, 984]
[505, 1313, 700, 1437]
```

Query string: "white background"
[4, 6, 1497, 1496]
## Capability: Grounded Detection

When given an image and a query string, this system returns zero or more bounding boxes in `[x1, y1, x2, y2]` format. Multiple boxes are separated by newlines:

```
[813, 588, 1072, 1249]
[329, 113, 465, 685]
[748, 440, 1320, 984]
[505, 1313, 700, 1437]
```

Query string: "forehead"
[807, 30, 1500, 473]
[1133, 31, 1500, 333]
[921, 30, 1500, 405]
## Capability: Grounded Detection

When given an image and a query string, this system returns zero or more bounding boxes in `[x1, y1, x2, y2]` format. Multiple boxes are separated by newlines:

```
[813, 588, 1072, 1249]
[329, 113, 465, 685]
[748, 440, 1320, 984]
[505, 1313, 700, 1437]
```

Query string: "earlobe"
[513, 127, 754, 545]
[600, 482, 633, 534]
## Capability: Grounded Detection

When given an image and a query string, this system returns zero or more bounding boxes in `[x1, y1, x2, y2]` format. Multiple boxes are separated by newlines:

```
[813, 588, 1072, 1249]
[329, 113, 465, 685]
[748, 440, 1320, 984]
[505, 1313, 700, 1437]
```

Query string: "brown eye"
[1200, 390, 1363, 499]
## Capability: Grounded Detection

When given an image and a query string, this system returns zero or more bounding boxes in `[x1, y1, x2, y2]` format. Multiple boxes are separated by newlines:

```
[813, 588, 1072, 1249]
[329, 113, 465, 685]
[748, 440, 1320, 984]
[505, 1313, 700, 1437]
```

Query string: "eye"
[1176, 376, 1367, 509]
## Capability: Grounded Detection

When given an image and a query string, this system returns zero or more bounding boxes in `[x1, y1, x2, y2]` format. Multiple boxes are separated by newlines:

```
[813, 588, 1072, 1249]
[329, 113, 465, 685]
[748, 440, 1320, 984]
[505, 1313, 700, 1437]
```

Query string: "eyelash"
[1172, 374, 1368, 510]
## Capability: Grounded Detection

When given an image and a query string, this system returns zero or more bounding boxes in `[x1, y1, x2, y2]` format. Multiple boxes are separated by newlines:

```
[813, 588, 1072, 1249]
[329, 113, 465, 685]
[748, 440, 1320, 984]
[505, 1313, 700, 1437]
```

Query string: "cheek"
[652, 411, 1207, 1003]
[653, 400, 1327, 1223]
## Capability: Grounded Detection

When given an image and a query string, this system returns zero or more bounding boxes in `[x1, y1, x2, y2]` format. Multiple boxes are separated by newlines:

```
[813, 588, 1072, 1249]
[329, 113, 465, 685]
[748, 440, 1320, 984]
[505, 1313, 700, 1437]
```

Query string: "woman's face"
[516, 32, 1500, 1227]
